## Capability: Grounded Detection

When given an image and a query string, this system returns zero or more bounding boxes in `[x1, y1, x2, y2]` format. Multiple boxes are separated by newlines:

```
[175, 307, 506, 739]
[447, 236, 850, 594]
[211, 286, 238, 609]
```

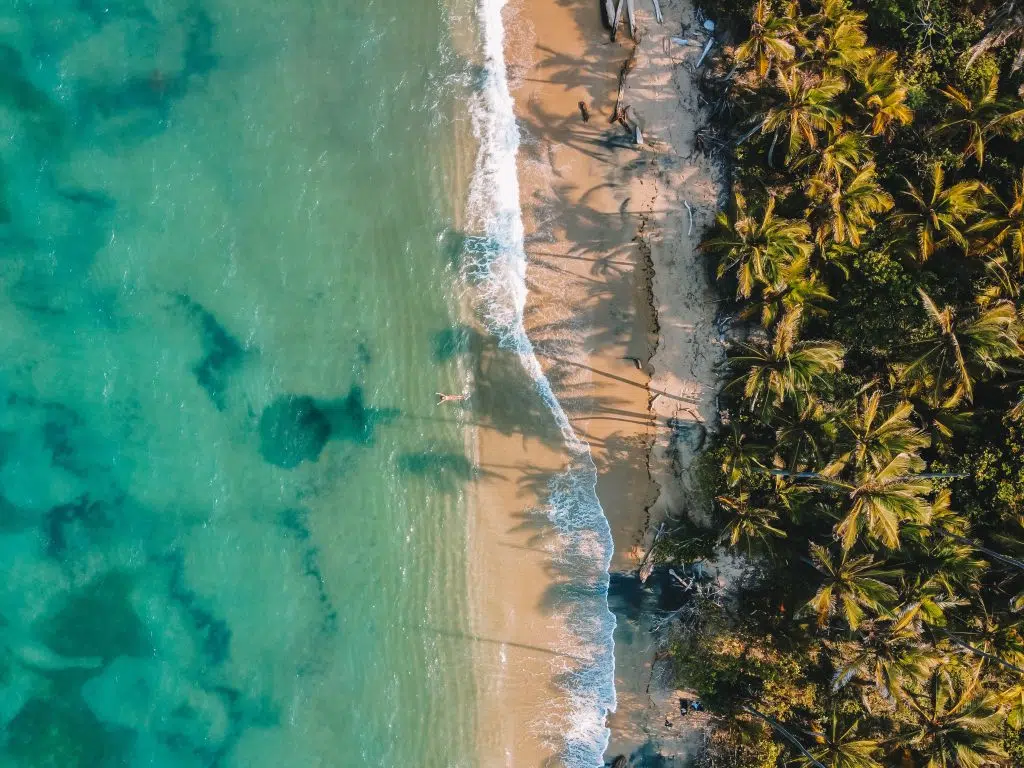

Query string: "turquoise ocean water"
[0, 1, 482, 765]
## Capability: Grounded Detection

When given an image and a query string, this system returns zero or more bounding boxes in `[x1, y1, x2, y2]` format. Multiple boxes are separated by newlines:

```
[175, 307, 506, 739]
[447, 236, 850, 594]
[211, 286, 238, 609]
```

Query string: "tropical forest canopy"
[666, 0, 1024, 765]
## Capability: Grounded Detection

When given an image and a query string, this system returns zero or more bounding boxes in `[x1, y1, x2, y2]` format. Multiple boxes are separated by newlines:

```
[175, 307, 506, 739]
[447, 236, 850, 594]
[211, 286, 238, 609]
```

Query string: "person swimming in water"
[436, 392, 469, 405]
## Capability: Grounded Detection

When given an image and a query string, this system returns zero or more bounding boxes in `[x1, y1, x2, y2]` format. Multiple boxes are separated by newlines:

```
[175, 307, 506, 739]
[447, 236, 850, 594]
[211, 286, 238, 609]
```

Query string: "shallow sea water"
[0, 1, 478, 765]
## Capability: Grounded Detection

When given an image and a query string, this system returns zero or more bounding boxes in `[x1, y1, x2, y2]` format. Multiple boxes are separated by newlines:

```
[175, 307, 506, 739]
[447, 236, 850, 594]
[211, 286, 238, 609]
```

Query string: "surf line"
[463, 0, 619, 762]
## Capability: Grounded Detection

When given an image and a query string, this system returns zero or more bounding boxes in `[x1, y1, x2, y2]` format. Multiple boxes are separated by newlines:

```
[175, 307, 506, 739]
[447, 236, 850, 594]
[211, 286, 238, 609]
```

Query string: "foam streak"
[464, 0, 618, 763]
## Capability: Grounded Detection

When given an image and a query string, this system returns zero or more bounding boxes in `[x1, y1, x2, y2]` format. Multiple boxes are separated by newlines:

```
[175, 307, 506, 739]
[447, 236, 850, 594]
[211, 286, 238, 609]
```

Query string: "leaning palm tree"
[762, 70, 846, 165]
[805, 543, 900, 629]
[807, 163, 894, 247]
[890, 163, 985, 261]
[968, 168, 1024, 274]
[903, 672, 1007, 768]
[823, 390, 930, 477]
[727, 311, 845, 413]
[717, 491, 788, 552]
[897, 289, 1022, 405]
[704, 193, 814, 299]
[857, 53, 914, 137]
[937, 73, 1024, 167]
[827, 453, 931, 550]
[795, 711, 883, 768]
[734, 0, 798, 79]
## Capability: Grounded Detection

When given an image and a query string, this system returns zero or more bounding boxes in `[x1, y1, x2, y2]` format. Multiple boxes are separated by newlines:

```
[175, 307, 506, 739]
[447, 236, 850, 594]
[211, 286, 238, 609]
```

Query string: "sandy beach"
[466, 0, 721, 763]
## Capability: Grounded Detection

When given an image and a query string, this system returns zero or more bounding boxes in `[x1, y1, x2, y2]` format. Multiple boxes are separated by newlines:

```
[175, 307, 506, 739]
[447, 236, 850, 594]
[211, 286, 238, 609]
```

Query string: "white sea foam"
[463, 0, 618, 763]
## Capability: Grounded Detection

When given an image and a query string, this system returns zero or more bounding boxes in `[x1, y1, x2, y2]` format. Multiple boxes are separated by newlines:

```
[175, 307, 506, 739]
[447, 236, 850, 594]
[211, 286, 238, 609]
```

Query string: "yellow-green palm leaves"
[807, 163, 894, 247]
[734, 0, 798, 78]
[726, 311, 845, 412]
[796, 712, 883, 768]
[898, 290, 1022, 406]
[938, 73, 1024, 168]
[904, 673, 1007, 768]
[705, 193, 813, 298]
[806, 544, 899, 629]
[858, 53, 913, 137]
[892, 164, 985, 261]
[762, 70, 845, 164]
[823, 390, 930, 477]
[716, 492, 788, 551]
[968, 168, 1024, 274]
[830, 453, 932, 550]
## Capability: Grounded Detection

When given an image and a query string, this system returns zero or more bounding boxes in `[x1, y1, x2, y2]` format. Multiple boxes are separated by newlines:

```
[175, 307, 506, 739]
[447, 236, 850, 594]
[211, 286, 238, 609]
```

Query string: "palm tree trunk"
[741, 705, 828, 768]
[935, 628, 1024, 676]
[940, 531, 1024, 572]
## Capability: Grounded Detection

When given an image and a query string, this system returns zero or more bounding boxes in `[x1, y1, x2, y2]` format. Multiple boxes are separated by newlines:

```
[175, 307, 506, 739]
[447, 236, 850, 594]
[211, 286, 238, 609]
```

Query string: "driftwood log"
[612, 46, 637, 122]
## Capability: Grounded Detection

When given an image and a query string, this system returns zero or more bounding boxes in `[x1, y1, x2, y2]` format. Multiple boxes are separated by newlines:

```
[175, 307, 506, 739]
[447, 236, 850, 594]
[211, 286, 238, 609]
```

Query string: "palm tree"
[704, 193, 814, 298]
[793, 132, 872, 185]
[720, 422, 769, 486]
[734, 0, 798, 78]
[891, 163, 985, 261]
[748, 253, 834, 327]
[897, 289, 1022, 405]
[968, 168, 1024, 274]
[806, 543, 899, 629]
[796, 712, 883, 768]
[827, 453, 931, 550]
[822, 390, 930, 477]
[807, 163, 894, 247]
[937, 73, 1024, 167]
[903, 672, 1007, 768]
[913, 390, 976, 445]
[762, 70, 845, 165]
[774, 392, 837, 472]
[889, 573, 967, 634]
[727, 311, 845, 413]
[833, 622, 937, 703]
[717, 491, 788, 552]
[857, 53, 913, 137]
[804, 0, 871, 79]
[941, 603, 1024, 675]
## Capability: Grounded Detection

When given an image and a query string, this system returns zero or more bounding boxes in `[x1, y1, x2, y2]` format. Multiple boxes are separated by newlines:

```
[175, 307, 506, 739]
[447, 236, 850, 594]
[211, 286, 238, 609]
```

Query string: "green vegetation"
[665, 0, 1024, 765]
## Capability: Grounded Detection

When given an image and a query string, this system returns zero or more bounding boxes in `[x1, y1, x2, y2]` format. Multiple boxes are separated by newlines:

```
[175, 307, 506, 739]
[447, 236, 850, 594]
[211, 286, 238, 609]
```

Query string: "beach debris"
[604, 0, 616, 30]
[695, 37, 715, 68]
[436, 392, 469, 405]
[578, 100, 591, 123]
[622, 355, 643, 369]
[610, 0, 625, 41]
[638, 523, 665, 583]
[612, 47, 637, 123]
[669, 568, 695, 592]
[651, 0, 663, 24]
[671, 37, 694, 46]
[684, 200, 694, 236]
[703, 19, 716, 32]
[624, 105, 644, 144]
[625, 0, 638, 41]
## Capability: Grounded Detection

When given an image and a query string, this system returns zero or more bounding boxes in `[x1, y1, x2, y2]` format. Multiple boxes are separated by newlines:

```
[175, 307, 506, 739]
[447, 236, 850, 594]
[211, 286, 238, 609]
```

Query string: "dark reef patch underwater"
[0, 0, 475, 763]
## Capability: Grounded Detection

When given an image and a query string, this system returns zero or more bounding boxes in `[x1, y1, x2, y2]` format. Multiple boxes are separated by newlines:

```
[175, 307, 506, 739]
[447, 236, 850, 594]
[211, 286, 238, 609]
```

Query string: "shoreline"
[464, 0, 723, 761]
[502, 0, 725, 762]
